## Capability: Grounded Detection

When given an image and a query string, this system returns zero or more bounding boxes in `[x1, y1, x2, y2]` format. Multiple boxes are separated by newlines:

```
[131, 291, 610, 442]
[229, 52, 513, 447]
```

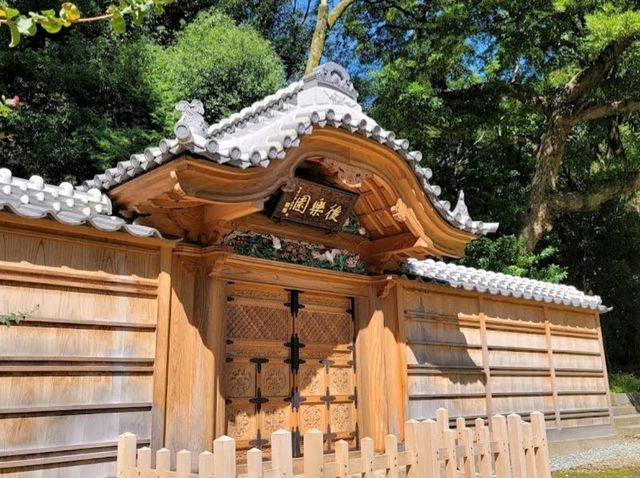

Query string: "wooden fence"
[116, 409, 551, 478]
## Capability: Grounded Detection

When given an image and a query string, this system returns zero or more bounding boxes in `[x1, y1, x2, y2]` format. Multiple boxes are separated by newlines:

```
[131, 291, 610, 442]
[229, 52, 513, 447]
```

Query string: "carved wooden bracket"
[323, 158, 372, 188]
[391, 199, 427, 239]
[174, 244, 232, 276]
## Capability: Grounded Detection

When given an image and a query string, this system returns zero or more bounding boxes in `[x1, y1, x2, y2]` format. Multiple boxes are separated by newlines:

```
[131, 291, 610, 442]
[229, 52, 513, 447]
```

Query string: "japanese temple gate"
[0, 63, 611, 477]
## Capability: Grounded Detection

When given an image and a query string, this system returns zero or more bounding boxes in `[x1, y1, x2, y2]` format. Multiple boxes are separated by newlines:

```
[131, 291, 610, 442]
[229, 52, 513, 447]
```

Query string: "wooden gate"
[223, 284, 357, 458]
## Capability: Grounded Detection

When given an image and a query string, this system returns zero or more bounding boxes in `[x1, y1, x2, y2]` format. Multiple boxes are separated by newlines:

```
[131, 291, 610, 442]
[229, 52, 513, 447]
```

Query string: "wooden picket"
[116, 409, 551, 478]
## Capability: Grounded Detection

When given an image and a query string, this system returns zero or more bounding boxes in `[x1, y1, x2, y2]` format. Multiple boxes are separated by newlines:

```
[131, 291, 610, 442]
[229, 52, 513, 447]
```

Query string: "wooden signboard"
[271, 179, 359, 232]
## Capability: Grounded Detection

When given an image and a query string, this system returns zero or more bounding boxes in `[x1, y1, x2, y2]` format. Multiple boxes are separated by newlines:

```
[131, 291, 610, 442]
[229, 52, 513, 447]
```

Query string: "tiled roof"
[0, 168, 161, 238]
[403, 258, 608, 312]
[80, 62, 498, 237]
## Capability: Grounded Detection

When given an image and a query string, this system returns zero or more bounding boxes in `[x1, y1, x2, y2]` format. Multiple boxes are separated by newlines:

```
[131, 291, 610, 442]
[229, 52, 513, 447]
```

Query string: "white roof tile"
[0, 168, 161, 239]
[404, 258, 608, 312]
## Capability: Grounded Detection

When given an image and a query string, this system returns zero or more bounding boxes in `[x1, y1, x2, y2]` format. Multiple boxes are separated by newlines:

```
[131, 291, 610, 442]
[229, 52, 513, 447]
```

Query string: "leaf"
[59, 2, 81, 22]
[3, 6, 18, 19]
[16, 16, 36, 36]
[40, 18, 63, 33]
[107, 5, 126, 33]
[8, 22, 20, 47]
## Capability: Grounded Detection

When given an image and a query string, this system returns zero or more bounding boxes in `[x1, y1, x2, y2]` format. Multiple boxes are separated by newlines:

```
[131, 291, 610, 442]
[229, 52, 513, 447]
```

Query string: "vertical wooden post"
[385, 434, 399, 478]
[507, 414, 527, 478]
[207, 276, 229, 438]
[394, 282, 409, 437]
[443, 429, 457, 478]
[272, 429, 293, 478]
[176, 450, 192, 477]
[531, 412, 551, 478]
[492, 414, 513, 478]
[247, 448, 263, 478]
[420, 419, 439, 478]
[543, 306, 561, 429]
[478, 298, 493, 420]
[436, 408, 449, 446]
[199, 451, 214, 478]
[460, 427, 476, 478]
[475, 419, 492, 478]
[137, 447, 151, 469]
[355, 294, 388, 450]
[360, 436, 375, 478]
[156, 448, 171, 472]
[404, 420, 422, 478]
[595, 312, 614, 427]
[152, 246, 173, 452]
[336, 440, 349, 478]
[522, 422, 537, 478]
[214, 435, 237, 478]
[304, 429, 324, 478]
[116, 432, 137, 478]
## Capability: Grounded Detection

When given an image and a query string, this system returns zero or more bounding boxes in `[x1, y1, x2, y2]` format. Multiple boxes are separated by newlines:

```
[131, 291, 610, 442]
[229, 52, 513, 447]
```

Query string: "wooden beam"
[152, 246, 172, 452]
[359, 233, 433, 260]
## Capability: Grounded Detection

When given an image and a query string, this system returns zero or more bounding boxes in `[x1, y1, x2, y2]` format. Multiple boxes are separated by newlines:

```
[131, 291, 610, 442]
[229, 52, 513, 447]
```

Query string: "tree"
[0, 5, 286, 183]
[144, 9, 285, 130]
[341, 1, 640, 250]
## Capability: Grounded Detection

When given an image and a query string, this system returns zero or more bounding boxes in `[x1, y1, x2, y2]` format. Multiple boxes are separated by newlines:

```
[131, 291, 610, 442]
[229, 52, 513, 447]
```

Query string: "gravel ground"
[551, 438, 640, 471]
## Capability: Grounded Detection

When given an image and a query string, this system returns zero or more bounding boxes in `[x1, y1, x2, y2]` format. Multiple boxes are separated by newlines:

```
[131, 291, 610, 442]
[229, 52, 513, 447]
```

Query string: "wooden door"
[295, 292, 358, 454]
[223, 284, 357, 458]
[224, 284, 293, 457]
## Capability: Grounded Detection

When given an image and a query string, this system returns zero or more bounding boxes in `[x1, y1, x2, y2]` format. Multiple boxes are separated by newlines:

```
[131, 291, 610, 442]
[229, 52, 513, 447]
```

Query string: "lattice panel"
[226, 302, 291, 341]
[297, 310, 353, 345]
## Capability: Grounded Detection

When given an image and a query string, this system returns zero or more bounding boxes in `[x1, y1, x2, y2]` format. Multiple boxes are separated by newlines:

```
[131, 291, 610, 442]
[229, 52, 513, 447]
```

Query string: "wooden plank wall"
[399, 280, 611, 436]
[0, 222, 166, 478]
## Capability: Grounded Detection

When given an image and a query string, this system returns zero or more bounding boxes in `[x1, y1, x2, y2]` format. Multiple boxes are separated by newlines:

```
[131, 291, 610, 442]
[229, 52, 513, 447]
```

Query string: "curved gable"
[82, 62, 498, 246]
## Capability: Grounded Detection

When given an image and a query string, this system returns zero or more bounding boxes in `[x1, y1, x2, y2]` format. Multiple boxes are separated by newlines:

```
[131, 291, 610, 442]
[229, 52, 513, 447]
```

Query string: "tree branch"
[553, 171, 640, 213]
[562, 36, 638, 104]
[571, 99, 640, 122]
[327, 0, 357, 28]
[440, 81, 549, 114]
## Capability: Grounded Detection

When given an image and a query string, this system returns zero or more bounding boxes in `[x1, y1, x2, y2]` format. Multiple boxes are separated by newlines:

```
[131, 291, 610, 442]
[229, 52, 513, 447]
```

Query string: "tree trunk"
[305, 0, 329, 74]
[519, 114, 571, 251]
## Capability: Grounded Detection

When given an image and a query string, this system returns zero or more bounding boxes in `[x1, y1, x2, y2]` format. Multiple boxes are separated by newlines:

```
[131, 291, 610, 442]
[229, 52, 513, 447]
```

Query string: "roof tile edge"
[403, 257, 609, 313]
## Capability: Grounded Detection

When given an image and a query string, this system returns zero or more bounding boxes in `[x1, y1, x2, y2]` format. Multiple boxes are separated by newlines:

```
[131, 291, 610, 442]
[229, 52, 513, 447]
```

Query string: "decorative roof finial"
[174, 100, 207, 141]
[451, 190, 471, 222]
[303, 62, 358, 100]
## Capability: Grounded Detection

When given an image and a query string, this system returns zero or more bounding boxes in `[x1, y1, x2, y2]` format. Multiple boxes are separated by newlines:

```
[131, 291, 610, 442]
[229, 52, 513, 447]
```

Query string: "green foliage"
[0, 0, 174, 47]
[0, 31, 159, 182]
[553, 467, 640, 478]
[0, 3, 290, 184]
[144, 9, 285, 130]
[584, 4, 640, 51]
[609, 372, 640, 393]
[460, 236, 567, 283]
[0, 311, 26, 326]
[553, 200, 640, 372]
[0, 305, 37, 326]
